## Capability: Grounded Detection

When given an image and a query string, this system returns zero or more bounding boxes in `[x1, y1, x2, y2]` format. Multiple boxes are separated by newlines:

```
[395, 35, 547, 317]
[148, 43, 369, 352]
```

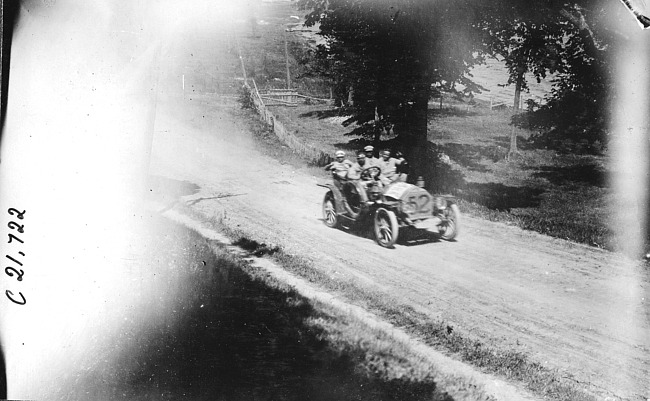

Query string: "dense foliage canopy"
[298, 0, 623, 176]
[300, 0, 483, 138]
[480, 1, 616, 152]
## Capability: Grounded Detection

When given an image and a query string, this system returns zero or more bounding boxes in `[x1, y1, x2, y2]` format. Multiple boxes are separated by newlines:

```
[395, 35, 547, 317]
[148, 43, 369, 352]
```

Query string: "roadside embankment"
[153, 200, 543, 401]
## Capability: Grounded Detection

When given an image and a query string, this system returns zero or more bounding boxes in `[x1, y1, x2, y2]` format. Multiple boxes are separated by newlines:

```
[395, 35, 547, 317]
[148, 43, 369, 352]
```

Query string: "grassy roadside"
[91, 211, 475, 401]
[226, 231, 494, 401]
[426, 105, 612, 249]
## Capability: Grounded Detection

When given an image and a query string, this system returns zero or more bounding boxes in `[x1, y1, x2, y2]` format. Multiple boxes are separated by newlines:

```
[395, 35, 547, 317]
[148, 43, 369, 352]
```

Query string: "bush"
[238, 85, 254, 110]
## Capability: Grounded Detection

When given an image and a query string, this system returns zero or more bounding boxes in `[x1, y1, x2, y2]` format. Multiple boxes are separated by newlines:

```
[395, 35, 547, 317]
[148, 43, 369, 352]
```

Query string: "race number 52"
[407, 195, 431, 214]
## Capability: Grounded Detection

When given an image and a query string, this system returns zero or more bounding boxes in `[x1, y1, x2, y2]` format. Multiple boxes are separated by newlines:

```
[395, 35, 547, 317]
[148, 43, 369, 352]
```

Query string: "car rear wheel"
[439, 203, 460, 240]
[374, 208, 399, 248]
[322, 191, 339, 228]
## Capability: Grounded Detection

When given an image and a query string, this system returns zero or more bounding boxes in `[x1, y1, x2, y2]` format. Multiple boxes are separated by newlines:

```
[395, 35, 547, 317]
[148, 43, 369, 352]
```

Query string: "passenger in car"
[377, 149, 406, 185]
[324, 150, 353, 181]
[346, 151, 368, 181]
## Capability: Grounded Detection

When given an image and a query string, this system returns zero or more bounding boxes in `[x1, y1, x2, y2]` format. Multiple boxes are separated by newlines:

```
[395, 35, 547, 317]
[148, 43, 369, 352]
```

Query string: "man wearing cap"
[346, 151, 369, 181]
[324, 150, 352, 181]
[377, 149, 406, 185]
[348, 151, 382, 189]
[363, 145, 380, 168]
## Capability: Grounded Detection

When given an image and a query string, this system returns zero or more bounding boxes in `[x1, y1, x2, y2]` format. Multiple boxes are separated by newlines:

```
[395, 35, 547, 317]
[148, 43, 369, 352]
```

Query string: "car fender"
[317, 183, 347, 214]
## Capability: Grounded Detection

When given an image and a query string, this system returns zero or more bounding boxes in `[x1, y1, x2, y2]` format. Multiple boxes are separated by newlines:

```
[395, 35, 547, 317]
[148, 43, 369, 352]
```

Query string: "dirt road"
[149, 97, 648, 400]
[148, 12, 649, 401]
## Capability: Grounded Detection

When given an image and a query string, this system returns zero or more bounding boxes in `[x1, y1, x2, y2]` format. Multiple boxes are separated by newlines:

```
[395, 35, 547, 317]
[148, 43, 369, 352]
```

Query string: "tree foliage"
[298, 0, 486, 181]
[479, 2, 616, 152]
[298, 0, 619, 172]
[300, 0, 484, 134]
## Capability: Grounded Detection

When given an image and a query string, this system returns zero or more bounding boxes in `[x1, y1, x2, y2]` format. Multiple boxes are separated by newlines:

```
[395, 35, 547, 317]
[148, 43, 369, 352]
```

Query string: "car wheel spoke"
[373, 208, 399, 248]
[378, 214, 392, 243]
[325, 201, 335, 223]
[381, 228, 392, 242]
[323, 193, 340, 228]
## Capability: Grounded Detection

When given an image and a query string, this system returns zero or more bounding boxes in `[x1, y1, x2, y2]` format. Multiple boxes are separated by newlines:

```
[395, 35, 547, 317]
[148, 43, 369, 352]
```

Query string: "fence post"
[240, 78, 321, 161]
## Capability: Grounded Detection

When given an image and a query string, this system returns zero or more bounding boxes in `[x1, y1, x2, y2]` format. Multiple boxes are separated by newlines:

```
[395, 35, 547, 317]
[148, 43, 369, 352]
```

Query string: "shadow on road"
[147, 175, 201, 200]
[532, 163, 606, 188]
[399, 228, 444, 247]
[319, 219, 445, 248]
[461, 182, 546, 211]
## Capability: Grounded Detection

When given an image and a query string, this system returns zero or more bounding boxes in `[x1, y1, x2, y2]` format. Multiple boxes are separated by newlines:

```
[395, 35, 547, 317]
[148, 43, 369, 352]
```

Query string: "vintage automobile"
[318, 166, 460, 248]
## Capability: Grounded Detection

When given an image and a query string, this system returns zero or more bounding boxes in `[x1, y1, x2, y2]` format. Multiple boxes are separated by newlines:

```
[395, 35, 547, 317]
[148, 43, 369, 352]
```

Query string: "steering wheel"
[360, 165, 381, 180]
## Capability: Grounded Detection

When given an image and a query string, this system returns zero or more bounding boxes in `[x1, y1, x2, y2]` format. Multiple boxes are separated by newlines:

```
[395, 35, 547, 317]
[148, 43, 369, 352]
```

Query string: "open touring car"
[317, 166, 460, 248]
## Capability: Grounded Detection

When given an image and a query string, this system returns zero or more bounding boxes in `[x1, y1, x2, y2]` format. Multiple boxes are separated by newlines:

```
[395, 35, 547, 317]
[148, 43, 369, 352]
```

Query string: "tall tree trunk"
[395, 81, 430, 186]
[509, 69, 525, 157]
[513, 76, 522, 111]
[373, 106, 381, 149]
[373, 130, 381, 150]
[284, 34, 291, 89]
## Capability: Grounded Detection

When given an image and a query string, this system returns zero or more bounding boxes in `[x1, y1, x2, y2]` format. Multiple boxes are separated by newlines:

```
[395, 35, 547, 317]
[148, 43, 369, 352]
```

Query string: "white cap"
[335, 150, 345, 157]
[364, 145, 374, 152]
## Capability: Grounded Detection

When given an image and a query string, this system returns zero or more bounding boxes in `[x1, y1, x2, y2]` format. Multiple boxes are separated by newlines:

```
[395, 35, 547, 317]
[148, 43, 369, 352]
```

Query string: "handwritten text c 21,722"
[5, 208, 26, 305]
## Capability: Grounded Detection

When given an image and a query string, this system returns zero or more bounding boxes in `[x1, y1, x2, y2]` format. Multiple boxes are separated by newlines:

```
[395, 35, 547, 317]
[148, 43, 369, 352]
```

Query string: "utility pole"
[284, 32, 291, 89]
[237, 40, 247, 82]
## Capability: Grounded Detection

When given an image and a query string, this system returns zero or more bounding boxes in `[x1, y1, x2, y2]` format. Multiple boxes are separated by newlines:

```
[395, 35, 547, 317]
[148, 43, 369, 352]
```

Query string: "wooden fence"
[242, 79, 331, 165]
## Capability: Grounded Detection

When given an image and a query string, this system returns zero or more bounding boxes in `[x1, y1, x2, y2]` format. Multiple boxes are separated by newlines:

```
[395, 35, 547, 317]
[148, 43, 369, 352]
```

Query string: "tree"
[479, 1, 614, 153]
[478, 5, 568, 155]
[298, 0, 617, 186]
[298, 0, 485, 184]
[529, 4, 613, 152]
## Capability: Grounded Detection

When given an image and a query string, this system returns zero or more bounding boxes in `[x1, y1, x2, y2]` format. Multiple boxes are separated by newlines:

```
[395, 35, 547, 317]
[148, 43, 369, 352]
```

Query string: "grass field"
[425, 105, 612, 249]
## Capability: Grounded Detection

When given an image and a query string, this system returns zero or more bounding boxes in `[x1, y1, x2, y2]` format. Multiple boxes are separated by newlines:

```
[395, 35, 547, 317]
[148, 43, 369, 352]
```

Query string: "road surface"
[151, 5, 646, 400]
[148, 90, 649, 401]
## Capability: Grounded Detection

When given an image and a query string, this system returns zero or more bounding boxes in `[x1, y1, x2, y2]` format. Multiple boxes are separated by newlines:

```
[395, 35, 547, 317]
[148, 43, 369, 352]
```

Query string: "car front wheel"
[439, 203, 460, 240]
[374, 208, 399, 248]
[322, 191, 339, 228]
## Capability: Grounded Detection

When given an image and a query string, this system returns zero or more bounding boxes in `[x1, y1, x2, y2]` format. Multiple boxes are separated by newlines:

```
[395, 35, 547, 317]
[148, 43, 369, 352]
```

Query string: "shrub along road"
[147, 12, 648, 401]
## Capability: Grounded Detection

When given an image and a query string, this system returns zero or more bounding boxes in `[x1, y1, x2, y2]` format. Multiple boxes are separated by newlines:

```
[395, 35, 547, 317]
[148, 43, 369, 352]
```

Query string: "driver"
[346, 151, 368, 180]
[348, 151, 383, 192]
